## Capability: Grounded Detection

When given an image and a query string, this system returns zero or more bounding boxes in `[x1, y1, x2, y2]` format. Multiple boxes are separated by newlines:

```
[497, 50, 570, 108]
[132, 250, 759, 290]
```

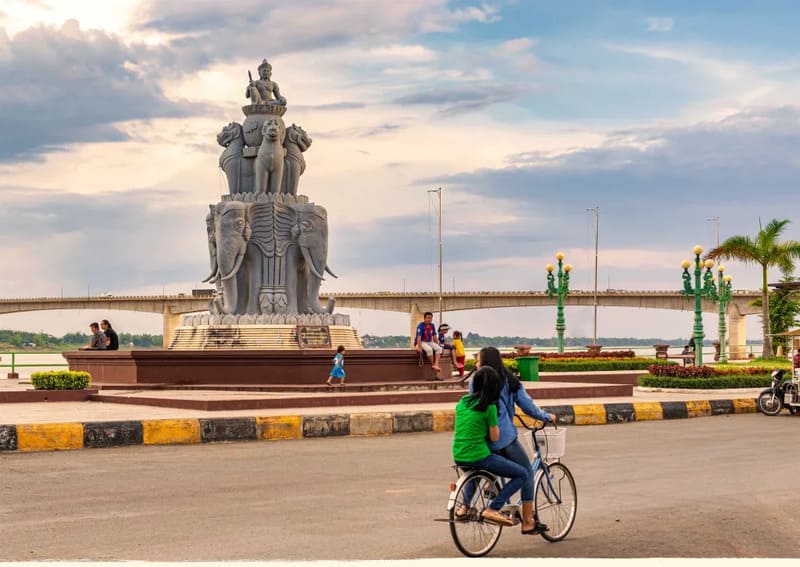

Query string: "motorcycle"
[757, 369, 800, 416]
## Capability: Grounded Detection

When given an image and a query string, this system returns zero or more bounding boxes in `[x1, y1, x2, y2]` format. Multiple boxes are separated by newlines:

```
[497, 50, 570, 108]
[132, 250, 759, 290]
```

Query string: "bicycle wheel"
[449, 471, 503, 557]
[535, 462, 577, 542]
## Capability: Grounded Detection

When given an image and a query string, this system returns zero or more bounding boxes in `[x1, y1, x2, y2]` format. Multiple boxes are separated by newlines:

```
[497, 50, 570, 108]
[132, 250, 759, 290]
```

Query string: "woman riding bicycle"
[452, 366, 530, 527]
[472, 346, 556, 535]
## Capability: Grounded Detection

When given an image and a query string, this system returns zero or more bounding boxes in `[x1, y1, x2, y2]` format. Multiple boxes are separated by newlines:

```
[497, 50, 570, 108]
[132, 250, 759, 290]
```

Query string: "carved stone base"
[168, 324, 361, 350]
[181, 312, 350, 327]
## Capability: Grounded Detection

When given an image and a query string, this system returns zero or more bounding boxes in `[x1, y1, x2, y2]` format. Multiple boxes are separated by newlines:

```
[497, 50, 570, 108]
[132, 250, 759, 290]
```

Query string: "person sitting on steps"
[415, 311, 442, 373]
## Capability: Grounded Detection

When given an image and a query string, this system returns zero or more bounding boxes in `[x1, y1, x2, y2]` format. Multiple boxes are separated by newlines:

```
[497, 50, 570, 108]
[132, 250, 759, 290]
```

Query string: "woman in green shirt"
[452, 367, 530, 527]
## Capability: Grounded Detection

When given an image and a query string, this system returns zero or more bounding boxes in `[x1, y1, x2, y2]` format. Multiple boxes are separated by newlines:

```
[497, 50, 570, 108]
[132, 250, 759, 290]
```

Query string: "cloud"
[493, 37, 539, 72]
[132, 0, 503, 73]
[0, 20, 201, 162]
[425, 106, 800, 252]
[646, 17, 674, 32]
[393, 83, 532, 116]
[0, 185, 210, 295]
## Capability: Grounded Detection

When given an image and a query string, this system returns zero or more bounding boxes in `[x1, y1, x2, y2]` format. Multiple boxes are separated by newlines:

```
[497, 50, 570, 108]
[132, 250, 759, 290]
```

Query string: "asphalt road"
[2, 413, 800, 560]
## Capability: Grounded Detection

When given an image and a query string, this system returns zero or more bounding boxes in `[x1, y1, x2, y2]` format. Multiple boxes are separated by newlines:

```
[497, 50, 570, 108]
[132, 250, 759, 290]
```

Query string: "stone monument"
[170, 59, 360, 350]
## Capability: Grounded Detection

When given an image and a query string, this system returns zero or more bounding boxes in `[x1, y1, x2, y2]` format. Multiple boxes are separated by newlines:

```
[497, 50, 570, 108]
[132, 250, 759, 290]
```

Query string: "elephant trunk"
[221, 275, 238, 315]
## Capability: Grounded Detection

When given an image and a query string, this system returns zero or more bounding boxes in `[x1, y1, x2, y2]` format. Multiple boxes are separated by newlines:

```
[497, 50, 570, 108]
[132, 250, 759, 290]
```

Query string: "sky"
[1, 0, 800, 342]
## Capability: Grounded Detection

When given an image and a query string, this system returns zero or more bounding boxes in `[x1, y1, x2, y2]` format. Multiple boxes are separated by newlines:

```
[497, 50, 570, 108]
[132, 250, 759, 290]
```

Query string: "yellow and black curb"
[0, 398, 757, 453]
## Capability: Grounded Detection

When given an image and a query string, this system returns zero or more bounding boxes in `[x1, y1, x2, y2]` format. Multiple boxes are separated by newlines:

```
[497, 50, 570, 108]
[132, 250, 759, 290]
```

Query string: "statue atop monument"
[204, 58, 333, 321]
[246, 59, 286, 106]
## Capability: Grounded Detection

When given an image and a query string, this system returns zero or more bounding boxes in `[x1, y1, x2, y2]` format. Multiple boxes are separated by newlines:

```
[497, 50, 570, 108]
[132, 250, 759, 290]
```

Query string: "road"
[2, 413, 800, 560]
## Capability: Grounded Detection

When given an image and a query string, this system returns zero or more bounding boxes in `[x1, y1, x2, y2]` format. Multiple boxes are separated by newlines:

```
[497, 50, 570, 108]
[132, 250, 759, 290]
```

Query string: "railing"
[1, 352, 69, 378]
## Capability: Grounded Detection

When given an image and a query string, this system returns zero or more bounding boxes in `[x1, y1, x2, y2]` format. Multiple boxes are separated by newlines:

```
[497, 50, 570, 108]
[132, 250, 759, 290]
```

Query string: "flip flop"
[521, 523, 549, 535]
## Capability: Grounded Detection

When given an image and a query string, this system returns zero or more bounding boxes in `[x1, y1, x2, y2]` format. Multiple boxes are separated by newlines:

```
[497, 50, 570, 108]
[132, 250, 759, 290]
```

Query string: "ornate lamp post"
[712, 266, 733, 363]
[680, 245, 716, 366]
[546, 252, 572, 354]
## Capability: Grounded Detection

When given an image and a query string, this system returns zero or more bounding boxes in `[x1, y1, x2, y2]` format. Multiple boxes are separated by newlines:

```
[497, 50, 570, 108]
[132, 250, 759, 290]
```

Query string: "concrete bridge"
[0, 290, 762, 353]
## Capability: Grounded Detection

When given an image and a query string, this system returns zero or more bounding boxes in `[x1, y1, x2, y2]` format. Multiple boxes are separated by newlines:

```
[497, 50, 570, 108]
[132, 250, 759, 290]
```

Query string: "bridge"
[0, 290, 761, 353]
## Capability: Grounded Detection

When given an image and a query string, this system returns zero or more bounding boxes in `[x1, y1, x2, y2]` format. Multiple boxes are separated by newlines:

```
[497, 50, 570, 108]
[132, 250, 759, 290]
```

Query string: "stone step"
[89, 382, 633, 411]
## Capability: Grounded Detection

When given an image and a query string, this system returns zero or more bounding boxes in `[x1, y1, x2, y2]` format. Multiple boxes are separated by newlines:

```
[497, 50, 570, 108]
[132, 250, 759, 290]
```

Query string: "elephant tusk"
[325, 265, 338, 279]
[202, 265, 219, 284]
[220, 250, 245, 281]
[301, 246, 326, 280]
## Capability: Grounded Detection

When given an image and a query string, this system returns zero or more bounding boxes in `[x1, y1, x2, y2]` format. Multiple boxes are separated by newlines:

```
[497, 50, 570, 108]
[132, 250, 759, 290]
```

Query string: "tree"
[707, 219, 800, 358]
[751, 275, 800, 352]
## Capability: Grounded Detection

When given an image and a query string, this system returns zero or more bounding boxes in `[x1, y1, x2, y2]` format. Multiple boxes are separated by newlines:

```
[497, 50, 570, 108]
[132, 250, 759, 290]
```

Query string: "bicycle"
[445, 415, 578, 557]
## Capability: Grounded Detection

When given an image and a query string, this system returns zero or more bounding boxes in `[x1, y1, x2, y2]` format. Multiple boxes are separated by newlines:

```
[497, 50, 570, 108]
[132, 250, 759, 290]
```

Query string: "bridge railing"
[1, 352, 68, 379]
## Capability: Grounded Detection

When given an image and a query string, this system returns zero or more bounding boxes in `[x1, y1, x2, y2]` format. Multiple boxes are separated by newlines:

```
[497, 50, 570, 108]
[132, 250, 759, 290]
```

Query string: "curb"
[0, 398, 758, 453]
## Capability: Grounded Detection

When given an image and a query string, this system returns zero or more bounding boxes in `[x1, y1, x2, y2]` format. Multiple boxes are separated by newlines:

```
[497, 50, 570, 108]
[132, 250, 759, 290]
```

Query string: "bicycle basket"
[533, 427, 566, 460]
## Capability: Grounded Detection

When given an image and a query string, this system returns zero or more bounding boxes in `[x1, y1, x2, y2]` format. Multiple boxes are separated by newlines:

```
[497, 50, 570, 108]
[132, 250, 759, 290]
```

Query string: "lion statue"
[283, 124, 312, 196]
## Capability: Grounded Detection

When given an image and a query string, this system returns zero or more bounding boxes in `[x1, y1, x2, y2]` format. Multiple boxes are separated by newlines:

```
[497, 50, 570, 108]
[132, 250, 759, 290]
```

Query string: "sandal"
[481, 509, 514, 527]
[455, 505, 470, 521]
[521, 523, 549, 535]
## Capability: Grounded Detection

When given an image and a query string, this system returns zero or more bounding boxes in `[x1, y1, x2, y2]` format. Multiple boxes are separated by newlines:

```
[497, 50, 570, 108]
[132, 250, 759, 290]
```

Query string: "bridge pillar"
[409, 303, 424, 348]
[728, 304, 748, 360]
[162, 307, 182, 349]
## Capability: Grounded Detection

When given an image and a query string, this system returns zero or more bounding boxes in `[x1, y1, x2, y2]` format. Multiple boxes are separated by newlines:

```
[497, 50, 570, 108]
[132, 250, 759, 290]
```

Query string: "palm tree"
[707, 218, 800, 358]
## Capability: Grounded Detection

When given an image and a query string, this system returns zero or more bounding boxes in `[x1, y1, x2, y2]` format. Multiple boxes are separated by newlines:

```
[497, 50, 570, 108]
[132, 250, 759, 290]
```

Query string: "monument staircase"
[169, 324, 362, 350]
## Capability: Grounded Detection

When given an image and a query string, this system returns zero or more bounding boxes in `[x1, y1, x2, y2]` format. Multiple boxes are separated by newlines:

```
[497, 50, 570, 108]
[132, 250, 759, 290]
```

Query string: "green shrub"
[463, 357, 670, 374]
[638, 374, 771, 389]
[30, 370, 92, 390]
[539, 359, 667, 372]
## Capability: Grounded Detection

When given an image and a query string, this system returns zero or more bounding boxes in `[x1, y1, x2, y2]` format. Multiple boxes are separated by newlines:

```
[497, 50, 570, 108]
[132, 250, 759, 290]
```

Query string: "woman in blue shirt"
[471, 346, 555, 535]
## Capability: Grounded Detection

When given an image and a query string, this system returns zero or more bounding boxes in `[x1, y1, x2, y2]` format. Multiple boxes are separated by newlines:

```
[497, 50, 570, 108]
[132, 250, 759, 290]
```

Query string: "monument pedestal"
[64, 349, 440, 385]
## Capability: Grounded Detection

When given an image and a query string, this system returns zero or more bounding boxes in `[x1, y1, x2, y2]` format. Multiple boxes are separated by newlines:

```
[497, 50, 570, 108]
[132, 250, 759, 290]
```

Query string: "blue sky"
[1, 0, 799, 342]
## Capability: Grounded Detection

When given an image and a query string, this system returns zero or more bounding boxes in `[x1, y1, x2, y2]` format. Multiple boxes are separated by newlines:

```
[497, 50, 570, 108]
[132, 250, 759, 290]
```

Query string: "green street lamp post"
[712, 266, 733, 364]
[546, 251, 572, 354]
[680, 245, 716, 366]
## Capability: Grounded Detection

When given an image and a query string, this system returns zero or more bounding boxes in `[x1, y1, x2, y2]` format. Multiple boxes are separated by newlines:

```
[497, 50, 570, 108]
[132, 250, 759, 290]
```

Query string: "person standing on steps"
[414, 311, 442, 372]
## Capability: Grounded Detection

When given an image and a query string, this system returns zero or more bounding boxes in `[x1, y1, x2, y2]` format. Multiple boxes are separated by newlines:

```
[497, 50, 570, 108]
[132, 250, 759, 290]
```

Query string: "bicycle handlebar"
[513, 413, 557, 431]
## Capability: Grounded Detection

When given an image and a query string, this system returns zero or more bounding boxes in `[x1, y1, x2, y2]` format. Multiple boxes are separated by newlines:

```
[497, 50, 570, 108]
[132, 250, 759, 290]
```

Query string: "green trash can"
[516, 356, 540, 381]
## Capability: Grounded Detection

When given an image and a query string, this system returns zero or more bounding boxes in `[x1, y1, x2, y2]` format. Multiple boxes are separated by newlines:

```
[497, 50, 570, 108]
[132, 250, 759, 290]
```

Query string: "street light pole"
[707, 217, 720, 248]
[714, 266, 733, 364]
[546, 252, 572, 354]
[587, 206, 599, 345]
[428, 187, 443, 324]
[681, 245, 716, 366]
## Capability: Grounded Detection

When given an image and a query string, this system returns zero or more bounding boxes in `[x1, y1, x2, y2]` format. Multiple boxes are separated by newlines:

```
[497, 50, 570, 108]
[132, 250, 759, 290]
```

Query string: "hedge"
[463, 358, 671, 374]
[502, 350, 637, 360]
[539, 359, 667, 372]
[30, 370, 92, 390]
[638, 374, 772, 389]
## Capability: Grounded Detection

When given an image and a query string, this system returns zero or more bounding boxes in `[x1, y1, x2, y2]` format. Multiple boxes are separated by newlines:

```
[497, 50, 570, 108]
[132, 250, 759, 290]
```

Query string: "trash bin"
[516, 356, 540, 382]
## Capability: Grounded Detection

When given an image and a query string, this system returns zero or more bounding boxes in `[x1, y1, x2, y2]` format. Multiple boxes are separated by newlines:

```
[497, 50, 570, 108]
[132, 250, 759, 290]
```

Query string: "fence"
[1, 352, 69, 379]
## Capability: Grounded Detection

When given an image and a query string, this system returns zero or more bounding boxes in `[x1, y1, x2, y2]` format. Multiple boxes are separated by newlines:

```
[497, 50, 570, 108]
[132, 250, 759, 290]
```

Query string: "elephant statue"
[207, 200, 258, 315]
[204, 195, 338, 316]
[217, 122, 254, 194]
[202, 207, 225, 314]
[288, 203, 337, 314]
